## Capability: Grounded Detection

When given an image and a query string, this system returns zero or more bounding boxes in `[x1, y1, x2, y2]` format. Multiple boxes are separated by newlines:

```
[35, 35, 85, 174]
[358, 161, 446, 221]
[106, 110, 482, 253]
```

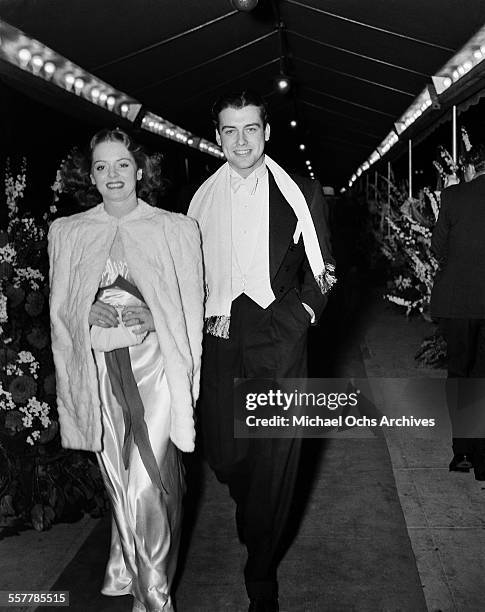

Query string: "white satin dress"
[92, 236, 184, 612]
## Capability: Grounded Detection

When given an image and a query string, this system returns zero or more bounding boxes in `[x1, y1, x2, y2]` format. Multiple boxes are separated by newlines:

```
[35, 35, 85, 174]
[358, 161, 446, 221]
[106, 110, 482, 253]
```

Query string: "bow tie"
[231, 174, 259, 195]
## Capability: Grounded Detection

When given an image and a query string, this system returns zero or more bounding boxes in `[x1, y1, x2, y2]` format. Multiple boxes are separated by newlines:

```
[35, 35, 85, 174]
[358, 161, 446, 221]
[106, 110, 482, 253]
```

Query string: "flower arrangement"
[371, 127, 473, 319]
[365, 171, 438, 317]
[0, 158, 108, 531]
[365, 128, 476, 368]
[382, 192, 439, 317]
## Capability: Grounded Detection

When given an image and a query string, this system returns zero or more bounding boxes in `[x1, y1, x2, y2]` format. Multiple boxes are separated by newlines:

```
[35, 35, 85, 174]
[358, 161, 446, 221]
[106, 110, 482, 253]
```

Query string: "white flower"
[0, 383, 16, 410]
[51, 168, 64, 194]
[395, 276, 412, 290]
[12, 267, 44, 290]
[4, 157, 27, 217]
[0, 244, 17, 265]
[461, 126, 472, 152]
[18, 351, 35, 363]
[6, 363, 23, 376]
[0, 292, 7, 324]
[19, 397, 51, 429]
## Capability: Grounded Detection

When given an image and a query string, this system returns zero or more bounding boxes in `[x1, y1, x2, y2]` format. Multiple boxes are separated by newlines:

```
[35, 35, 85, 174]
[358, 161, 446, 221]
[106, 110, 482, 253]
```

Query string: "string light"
[0, 18, 233, 159]
[141, 112, 224, 158]
[43, 61, 56, 76]
[64, 73, 75, 89]
[17, 48, 31, 66]
[31, 55, 43, 72]
[432, 24, 485, 94]
[74, 77, 84, 93]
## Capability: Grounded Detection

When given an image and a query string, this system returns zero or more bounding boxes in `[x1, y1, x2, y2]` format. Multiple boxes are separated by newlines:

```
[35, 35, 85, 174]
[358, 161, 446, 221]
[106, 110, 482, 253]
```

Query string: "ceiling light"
[31, 55, 43, 70]
[274, 74, 291, 93]
[43, 61, 56, 76]
[231, 0, 259, 11]
[64, 73, 75, 88]
[74, 77, 84, 93]
[18, 48, 31, 65]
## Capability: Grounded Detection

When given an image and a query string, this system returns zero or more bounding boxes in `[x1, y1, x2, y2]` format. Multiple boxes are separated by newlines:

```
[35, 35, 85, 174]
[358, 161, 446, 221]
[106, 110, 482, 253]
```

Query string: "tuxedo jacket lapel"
[269, 170, 298, 279]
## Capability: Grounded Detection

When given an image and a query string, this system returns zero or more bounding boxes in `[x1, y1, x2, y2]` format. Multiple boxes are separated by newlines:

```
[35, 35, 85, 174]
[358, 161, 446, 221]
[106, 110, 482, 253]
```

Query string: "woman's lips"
[106, 181, 124, 189]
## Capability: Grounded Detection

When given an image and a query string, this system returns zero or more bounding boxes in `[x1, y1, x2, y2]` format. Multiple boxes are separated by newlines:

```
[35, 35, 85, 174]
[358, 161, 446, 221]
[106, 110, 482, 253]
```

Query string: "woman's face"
[90, 140, 141, 203]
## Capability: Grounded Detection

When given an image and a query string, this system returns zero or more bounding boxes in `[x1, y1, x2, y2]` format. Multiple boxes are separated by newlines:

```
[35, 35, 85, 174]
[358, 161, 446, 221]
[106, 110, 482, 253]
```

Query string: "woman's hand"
[88, 301, 119, 328]
[122, 305, 155, 335]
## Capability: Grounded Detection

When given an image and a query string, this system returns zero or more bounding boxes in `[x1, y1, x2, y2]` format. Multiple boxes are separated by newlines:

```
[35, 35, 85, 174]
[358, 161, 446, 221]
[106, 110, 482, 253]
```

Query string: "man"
[431, 144, 485, 481]
[188, 91, 335, 611]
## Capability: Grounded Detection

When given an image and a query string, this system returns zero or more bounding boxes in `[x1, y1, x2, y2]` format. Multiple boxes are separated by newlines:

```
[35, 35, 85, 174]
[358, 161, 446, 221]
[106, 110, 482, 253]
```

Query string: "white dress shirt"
[231, 162, 275, 308]
[230, 161, 315, 321]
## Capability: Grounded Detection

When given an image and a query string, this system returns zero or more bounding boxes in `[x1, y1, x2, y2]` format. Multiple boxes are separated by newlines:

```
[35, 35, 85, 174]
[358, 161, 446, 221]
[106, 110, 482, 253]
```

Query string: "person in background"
[188, 91, 335, 612]
[431, 144, 485, 481]
[48, 128, 204, 611]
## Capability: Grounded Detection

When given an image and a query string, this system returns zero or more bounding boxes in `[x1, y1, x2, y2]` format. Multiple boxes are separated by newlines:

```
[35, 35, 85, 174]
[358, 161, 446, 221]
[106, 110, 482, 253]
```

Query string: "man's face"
[216, 104, 270, 178]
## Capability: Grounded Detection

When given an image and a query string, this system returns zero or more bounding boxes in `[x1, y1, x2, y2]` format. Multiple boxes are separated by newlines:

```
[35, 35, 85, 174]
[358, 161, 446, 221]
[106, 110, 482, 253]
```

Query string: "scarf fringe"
[316, 262, 337, 295]
[205, 315, 231, 339]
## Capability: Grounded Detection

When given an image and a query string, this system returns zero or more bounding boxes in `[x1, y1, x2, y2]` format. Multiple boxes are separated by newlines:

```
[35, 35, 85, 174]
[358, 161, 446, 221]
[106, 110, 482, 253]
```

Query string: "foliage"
[364, 130, 475, 368]
[0, 158, 108, 530]
[414, 332, 447, 369]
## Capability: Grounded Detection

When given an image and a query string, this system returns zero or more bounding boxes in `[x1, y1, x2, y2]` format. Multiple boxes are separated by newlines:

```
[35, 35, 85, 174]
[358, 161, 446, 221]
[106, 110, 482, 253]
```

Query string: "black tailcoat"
[199, 171, 334, 600]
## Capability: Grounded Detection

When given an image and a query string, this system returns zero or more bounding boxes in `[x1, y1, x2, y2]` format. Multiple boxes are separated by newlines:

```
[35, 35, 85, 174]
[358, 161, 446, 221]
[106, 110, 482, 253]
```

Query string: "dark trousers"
[441, 318, 485, 456]
[199, 292, 310, 599]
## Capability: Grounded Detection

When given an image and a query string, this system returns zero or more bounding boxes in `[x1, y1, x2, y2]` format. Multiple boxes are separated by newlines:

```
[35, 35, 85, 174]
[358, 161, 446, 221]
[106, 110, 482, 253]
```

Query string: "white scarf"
[188, 155, 336, 338]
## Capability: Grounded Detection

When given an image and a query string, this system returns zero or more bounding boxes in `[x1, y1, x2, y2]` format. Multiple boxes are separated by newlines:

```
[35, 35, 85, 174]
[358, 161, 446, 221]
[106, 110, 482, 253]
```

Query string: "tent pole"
[452, 104, 457, 166]
[408, 139, 412, 199]
[377, 170, 383, 229]
[387, 162, 391, 237]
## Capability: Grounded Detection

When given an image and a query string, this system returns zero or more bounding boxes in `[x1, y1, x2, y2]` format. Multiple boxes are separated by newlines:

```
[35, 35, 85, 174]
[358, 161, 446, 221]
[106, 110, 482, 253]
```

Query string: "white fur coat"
[48, 200, 204, 453]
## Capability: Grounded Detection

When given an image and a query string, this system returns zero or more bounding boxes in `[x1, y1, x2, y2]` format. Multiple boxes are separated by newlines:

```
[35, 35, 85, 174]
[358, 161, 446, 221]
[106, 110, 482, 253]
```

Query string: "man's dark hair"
[465, 144, 485, 174]
[211, 90, 269, 131]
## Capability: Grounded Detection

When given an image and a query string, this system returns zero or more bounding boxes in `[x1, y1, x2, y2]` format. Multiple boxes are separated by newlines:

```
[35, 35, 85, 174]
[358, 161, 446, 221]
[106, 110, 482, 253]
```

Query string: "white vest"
[230, 163, 275, 308]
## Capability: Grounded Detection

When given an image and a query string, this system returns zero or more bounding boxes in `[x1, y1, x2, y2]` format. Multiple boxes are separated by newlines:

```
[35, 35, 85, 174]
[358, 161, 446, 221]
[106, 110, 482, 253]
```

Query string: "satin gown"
[92, 238, 184, 612]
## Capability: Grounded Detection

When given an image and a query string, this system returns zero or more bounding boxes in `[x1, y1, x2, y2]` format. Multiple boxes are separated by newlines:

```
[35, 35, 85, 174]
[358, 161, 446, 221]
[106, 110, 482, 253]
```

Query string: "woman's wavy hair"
[59, 128, 163, 207]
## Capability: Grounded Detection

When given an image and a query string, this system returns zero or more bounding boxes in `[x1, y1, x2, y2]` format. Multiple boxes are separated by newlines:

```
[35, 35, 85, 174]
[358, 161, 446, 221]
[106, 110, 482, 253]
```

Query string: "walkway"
[1, 296, 484, 611]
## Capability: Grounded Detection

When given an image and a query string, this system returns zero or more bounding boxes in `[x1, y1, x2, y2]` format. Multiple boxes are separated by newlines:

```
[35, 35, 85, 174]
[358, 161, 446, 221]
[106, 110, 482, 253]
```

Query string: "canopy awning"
[1, 0, 485, 186]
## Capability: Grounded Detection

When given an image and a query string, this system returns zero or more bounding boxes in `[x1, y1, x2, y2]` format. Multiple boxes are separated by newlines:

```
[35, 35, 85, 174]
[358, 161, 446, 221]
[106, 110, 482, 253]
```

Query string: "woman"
[48, 128, 204, 611]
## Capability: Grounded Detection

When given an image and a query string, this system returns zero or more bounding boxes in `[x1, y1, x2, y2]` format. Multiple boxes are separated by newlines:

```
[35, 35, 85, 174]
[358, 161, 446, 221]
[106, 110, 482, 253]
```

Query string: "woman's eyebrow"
[93, 157, 133, 163]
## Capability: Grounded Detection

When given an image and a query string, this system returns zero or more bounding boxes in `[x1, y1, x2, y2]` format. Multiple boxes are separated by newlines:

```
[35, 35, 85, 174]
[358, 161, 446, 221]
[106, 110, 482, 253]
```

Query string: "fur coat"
[48, 200, 204, 453]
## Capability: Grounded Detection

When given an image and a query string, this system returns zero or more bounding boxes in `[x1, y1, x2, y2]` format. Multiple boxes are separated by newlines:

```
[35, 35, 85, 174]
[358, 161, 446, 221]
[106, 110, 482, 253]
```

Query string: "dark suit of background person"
[430, 149, 485, 480]
[188, 93, 335, 612]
